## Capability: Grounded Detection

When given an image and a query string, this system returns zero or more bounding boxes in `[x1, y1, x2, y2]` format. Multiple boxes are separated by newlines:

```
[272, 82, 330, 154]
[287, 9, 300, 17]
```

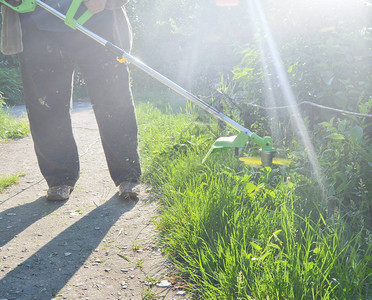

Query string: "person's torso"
[21, 0, 110, 32]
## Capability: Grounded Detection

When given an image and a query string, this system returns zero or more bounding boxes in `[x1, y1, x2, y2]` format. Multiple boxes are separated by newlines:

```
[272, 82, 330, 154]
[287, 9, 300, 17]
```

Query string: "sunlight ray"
[247, 0, 325, 194]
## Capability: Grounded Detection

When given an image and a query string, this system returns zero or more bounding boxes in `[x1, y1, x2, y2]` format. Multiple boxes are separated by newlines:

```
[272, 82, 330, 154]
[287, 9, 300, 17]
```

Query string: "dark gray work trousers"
[18, 10, 141, 188]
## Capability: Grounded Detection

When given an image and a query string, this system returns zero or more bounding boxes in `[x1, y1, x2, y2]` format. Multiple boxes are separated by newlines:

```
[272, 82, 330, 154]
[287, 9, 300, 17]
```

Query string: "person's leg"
[18, 21, 79, 189]
[80, 57, 141, 185]
[74, 10, 141, 187]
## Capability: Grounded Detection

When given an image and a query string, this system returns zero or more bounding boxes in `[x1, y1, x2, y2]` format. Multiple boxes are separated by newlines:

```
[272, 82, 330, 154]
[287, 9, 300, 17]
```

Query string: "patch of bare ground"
[0, 105, 189, 300]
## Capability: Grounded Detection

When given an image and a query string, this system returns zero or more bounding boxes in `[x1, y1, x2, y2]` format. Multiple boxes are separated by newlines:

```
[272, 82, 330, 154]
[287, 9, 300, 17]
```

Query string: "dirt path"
[0, 105, 186, 300]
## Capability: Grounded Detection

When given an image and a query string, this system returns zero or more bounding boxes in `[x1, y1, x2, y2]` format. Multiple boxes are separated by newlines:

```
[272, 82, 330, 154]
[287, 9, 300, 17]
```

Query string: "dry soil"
[0, 104, 188, 300]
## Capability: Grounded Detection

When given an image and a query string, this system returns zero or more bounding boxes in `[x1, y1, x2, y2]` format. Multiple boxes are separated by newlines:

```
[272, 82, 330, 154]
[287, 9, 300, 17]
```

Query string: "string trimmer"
[1, 0, 288, 167]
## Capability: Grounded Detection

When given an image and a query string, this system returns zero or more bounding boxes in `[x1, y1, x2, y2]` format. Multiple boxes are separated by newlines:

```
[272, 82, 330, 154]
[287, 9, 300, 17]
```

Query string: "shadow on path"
[0, 196, 64, 248]
[0, 195, 136, 300]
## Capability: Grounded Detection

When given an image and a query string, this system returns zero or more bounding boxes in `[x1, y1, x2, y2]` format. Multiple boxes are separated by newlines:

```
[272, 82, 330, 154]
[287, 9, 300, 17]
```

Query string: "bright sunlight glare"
[216, 0, 239, 7]
[247, 0, 326, 194]
[243, 0, 371, 199]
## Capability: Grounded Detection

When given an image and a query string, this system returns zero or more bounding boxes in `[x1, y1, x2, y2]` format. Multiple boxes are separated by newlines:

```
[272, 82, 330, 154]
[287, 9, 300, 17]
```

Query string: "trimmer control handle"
[0, 0, 93, 27]
[0, 0, 37, 13]
[65, 0, 93, 29]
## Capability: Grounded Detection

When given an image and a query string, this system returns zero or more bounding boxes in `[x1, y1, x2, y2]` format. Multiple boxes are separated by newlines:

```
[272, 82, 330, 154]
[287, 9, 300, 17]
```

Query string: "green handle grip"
[0, 0, 37, 13]
[65, 0, 94, 29]
[0, 0, 93, 28]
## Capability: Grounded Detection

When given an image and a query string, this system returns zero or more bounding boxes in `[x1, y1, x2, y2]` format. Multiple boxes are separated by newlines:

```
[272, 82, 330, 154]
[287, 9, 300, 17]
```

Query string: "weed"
[131, 243, 141, 251]
[136, 258, 144, 269]
[144, 275, 158, 286]
[141, 288, 160, 300]
[0, 173, 24, 191]
[0, 95, 29, 139]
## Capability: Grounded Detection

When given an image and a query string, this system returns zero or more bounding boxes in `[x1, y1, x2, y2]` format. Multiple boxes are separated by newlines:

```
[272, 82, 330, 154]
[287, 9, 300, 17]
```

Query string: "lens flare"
[247, 0, 325, 194]
[216, 0, 239, 7]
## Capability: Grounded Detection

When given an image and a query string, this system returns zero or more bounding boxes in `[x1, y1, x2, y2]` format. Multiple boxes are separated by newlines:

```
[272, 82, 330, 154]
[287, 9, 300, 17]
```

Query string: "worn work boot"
[47, 185, 74, 201]
[119, 181, 140, 199]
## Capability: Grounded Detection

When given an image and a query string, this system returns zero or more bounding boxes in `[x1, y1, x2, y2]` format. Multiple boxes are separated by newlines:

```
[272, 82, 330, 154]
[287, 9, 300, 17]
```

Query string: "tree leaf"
[325, 133, 345, 140]
[345, 125, 363, 141]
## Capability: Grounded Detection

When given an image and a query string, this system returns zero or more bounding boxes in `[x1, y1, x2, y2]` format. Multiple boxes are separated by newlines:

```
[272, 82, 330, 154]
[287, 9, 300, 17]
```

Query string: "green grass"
[0, 96, 29, 191]
[0, 97, 29, 140]
[0, 174, 23, 191]
[0, 67, 24, 105]
[137, 103, 372, 299]
[137, 102, 214, 172]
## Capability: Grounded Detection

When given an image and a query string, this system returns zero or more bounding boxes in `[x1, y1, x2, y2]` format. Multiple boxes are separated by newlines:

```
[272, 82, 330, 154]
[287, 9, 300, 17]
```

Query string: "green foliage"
[137, 102, 213, 172]
[0, 53, 19, 68]
[0, 66, 24, 105]
[282, 30, 372, 123]
[220, 0, 372, 145]
[0, 173, 23, 191]
[216, 1, 372, 257]
[127, 0, 250, 97]
[317, 117, 372, 197]
[0, 16, 23, 105]
[0, 94, 29, 139]
[269, 0, 372, 114]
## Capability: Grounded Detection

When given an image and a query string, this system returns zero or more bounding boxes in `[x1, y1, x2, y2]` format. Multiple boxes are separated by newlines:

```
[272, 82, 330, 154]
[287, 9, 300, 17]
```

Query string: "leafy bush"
[316, 117, 372, 197]
[217, 0, 371, 141]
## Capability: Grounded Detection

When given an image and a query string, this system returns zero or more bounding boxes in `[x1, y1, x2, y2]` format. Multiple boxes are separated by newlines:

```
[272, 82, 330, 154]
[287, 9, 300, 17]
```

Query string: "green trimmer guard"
[202, 131, 276, 166]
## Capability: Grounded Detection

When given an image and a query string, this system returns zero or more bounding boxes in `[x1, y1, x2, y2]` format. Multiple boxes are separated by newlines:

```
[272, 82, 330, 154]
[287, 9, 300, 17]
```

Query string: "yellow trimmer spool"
[239, 156, 290, 167]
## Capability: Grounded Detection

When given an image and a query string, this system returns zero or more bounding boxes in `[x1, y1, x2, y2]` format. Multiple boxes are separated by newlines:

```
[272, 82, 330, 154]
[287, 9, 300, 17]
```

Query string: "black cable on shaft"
[217, 90, 372, 118]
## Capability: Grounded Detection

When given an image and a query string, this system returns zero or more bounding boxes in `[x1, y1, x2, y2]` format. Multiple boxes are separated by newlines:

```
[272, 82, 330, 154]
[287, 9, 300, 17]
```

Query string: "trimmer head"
[260, 149, 276, 166]
[202, 131, 280, 166]
[202, 132, 250, 163]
